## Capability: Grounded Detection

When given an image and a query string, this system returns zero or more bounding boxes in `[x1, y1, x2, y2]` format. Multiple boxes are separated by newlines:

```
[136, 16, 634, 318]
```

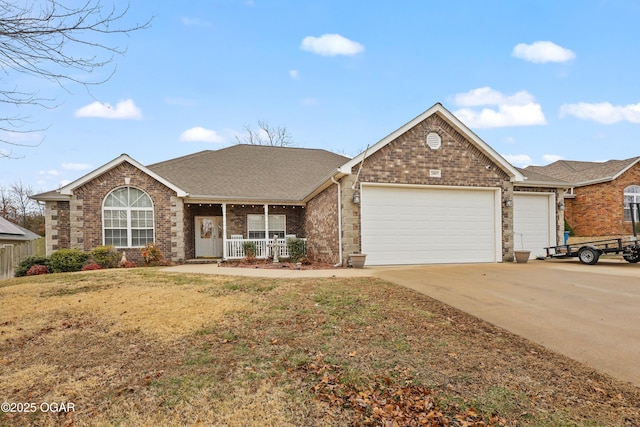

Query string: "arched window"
[103, 187, 154, 247]
[624, 185, 640, 222]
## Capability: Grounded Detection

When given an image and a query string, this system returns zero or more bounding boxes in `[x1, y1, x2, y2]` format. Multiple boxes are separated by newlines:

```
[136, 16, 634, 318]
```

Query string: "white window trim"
[624, 185, 640, 222]
[102, 187, 155, 248]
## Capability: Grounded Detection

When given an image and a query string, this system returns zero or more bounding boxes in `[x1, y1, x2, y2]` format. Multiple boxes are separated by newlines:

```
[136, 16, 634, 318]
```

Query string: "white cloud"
[454, 87, 534, 107]
[289, 69, 299, 79]
[512, 41, 576, 63]
[75, 99, 142, 120]
[179, 127, 224, 143]
[559, 102, 640, 124]
[542, 154, 563, 164]
[38, 169, 59, 177]
[62, 162, 92, 171]
[300, 34, 364, 56]
[452, 87, 546, 128]
[503, 154, 533, 168]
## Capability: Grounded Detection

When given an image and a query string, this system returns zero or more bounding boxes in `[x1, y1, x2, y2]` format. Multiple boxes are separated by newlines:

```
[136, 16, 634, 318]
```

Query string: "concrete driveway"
[373, 259, 640, 387]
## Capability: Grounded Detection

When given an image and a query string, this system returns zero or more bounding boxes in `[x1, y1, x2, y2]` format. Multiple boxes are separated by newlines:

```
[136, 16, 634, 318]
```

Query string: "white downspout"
[331, 176, 343, 267]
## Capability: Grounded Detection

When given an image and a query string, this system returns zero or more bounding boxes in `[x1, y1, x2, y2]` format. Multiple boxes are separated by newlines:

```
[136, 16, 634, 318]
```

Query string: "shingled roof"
[515, 167, 570, 187]
[526, 157, 640, 186]
[147, 145, 349, 202]
[0, 217, 40, 242]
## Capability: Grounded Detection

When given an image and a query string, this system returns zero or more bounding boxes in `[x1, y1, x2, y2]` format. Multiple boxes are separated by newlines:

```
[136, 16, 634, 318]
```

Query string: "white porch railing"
[226, 238, 306, 260]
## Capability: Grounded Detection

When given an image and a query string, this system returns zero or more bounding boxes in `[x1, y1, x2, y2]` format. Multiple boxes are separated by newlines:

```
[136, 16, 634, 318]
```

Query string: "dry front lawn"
[0, 269, 639, 426]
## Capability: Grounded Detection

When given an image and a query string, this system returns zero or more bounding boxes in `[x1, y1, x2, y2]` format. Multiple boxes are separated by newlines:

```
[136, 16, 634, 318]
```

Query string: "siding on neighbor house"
[564, 164, 640, 237]
[345, 113, 517, 262]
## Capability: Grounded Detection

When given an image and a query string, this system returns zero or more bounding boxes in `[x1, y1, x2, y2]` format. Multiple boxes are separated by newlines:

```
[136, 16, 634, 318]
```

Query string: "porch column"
[264, 204, 269, 256]
[222, 203, 227, 259]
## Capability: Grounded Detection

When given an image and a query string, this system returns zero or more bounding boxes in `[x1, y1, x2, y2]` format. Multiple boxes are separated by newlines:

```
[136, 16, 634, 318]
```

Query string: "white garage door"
[360, 185, 501, 265]
[513, 193, 555, 259]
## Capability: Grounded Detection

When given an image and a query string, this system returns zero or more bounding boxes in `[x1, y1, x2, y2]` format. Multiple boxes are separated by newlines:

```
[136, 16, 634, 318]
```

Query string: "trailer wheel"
[578, 247, 600, 265]
[623, 254, 640, 263]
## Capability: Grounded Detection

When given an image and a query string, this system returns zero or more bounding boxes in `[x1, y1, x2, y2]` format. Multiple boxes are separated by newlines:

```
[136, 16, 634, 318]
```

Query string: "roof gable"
[57, 154, 188, 197]
[527, 157, 640, 186]
[339, 103, 525, 182]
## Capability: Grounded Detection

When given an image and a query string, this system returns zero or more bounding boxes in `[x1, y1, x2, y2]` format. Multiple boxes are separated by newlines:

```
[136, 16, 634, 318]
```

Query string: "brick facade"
[44, 162, 184, 262]
[339, 113, 517, 262]
[564, 164, 640, 236]
[305, 184, 340, 264]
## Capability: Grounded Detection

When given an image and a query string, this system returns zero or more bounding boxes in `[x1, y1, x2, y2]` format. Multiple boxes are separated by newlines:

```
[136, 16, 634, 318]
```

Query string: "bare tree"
[0, 0, 151, 157]
[0, 184, 16, 220]
[10, 181, 37, 228]
[234, 120, 294, 147]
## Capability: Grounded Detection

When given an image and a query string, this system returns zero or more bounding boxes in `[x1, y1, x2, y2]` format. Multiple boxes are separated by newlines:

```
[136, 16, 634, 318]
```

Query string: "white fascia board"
[58, 154, 188, 197]
[338, 103, 525, 182]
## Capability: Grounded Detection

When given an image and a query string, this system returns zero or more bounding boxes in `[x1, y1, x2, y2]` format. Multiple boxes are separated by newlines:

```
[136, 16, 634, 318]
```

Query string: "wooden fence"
[0, 238, 46, 280]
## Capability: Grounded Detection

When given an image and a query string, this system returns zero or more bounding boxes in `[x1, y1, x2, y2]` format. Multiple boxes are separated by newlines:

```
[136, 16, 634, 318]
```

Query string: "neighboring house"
[0, 216, 41, 246]
[527, 157, 640, 237]
[32, 103, 567, 265]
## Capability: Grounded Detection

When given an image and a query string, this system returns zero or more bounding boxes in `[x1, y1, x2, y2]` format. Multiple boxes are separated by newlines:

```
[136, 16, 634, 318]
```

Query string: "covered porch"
[184, 201, 306, 260]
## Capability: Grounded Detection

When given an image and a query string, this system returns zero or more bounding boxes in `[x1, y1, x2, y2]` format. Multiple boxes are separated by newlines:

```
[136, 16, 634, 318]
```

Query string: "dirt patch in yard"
[1, 269, 639, 426]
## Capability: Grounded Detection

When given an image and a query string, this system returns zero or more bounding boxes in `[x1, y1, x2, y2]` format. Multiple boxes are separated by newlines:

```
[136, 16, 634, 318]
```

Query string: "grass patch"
[0, 269, 638, 426]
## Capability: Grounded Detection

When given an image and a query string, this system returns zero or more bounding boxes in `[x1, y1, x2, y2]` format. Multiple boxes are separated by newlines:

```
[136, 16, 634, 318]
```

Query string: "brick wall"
[564, 164, 640, 236]
[305, 183, 340, 264]
[345, 112, 517, 262]
[44, 201, 70, 254]
[49, 161, 183, 262]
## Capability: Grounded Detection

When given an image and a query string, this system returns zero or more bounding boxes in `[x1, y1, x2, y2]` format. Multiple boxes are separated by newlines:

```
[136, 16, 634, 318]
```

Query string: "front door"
[195, 216, 223, 257]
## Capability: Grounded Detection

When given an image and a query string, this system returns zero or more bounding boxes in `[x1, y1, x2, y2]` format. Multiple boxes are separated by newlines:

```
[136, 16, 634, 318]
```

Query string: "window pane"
[105, 229, 128, 247]
[132, 229, 153, 247]
[130, 188, 153, 207]
[268, 215, 286, 238]
[104, 188, 128, 207]
[247, 214, 265, 232]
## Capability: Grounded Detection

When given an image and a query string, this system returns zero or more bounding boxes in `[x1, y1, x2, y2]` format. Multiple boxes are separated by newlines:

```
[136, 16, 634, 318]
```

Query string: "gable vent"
[426, 132, 442, 150]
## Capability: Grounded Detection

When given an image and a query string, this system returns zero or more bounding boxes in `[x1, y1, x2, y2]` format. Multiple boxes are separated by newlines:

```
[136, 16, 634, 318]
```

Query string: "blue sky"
[3, 0, 640, 192]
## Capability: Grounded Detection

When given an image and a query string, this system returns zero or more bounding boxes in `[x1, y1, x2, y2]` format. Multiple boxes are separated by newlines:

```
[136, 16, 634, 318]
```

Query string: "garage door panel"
[513, 193, 554, 259]
[361, 185, 498, 265]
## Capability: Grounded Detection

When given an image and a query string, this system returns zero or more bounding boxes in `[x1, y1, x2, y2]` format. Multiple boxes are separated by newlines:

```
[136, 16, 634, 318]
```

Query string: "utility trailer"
[544, 202, 640, 265]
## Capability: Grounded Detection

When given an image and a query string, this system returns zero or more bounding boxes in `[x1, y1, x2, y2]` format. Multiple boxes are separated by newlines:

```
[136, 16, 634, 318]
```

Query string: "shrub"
[91, 245, 119, 268]
[81, 263, 102, 271]
[15, 255, 50, 277]
[141, 242, 163, 266]
[120, 261, 137, 268]
[48, 248, 90, 273]
[242, 241, 257, 262]
[26, 264, 49, 276]
[286, 238, 306, 263]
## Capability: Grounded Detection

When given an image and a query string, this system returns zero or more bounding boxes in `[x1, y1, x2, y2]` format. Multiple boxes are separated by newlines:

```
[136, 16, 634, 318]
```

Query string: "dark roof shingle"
[526, 157, 640, 186]
[147, 145, 349, 201]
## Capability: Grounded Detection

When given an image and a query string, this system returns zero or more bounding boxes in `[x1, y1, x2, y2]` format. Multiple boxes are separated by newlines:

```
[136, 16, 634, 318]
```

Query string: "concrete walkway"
[161, 259, 640, 386]
[161, 263, 373, 278]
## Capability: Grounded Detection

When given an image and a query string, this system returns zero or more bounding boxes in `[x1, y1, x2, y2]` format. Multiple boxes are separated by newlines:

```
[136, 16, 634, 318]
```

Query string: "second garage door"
[360, 185, 501, 265]
[513, 193, 555, 259]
